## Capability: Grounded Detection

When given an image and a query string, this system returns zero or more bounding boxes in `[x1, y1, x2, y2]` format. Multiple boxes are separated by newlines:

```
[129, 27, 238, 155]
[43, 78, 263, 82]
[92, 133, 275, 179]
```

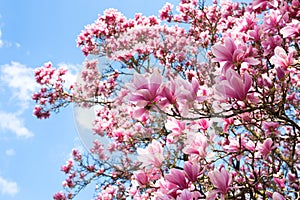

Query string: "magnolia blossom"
[280, 19, 300, 38]
[274, 177, 285, 188]
[164, 168, 188, 189]
[137, 140, 164, 168]
[90, 140, 107, 160]
[53, 191, 67, 200]
[177, 189, 201, 200]
[183, 162, 203, 183]
[129, 68, 163, 117]
[134, 170, 149, 187]
[215, 68, 252, 101]
[160, 76, 200, 116]
[257, 138, 276, 158]
[223, 136, 248, 152]
[165, 117, 186, 143]
[208, 168, 232, 195]
[211, 38, 259, 71]
[270, 46, 296, 70]
[262, 121, 280, 136]
[177, 190, 192, 200]
[183, 132, 209, 158]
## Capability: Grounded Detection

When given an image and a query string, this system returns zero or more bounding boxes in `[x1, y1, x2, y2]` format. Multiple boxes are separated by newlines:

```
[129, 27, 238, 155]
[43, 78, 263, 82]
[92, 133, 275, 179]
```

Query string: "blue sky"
[0, 0, 170, 199]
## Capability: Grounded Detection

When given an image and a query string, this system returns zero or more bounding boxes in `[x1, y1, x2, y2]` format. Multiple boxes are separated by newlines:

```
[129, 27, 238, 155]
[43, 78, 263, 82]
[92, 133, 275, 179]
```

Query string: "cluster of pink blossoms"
[32, 62, 69, 119]
[33, 0, 300, 199]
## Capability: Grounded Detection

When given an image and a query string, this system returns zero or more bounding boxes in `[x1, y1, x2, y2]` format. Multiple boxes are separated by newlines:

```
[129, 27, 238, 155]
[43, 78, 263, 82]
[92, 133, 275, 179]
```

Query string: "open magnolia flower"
[215, 68, 252, 101]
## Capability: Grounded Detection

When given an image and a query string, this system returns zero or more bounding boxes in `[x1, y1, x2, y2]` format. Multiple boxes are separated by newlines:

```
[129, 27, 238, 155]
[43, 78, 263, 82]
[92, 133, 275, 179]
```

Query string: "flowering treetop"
[32, 0, 299, 199]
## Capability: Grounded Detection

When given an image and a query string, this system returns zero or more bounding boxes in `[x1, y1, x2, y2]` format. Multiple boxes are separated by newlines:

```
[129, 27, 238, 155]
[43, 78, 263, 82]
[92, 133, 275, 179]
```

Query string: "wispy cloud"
[0, 62, 38, 110]
[0, 29, 3, 48]
[0, 20, 20, 49]
[0, 176, 19, 196]
[0, 111, 33, 138]
[5, 149, 15, 156]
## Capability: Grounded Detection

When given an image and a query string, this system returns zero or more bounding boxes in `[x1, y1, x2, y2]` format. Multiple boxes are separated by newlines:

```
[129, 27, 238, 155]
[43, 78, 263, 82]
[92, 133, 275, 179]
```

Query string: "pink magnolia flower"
[177, 189, 192, 200]
[165, 168, 188, 189]
[287, 173, 297, 183]
[205, 190, 218, 200]
[208, 168, 232, 194]
[262, 10, 287, 33]
[71, 148, 82, 161]
[137, 140, 164, 168]
[90, 140, 107, 160]
[251, 0, 268, 11]
[223, 117, 234, 132]
[61, 159, 73, 174]
[223, 136, 248, 153]
[53, 191, 67, 200]
[160, 76, 200, 115]
[270, 46, 296, 70]
[159, 2, 173, 21]
[165, 117, 186, 143]
[211, 38, 259, 72]
[280, 19, 300, 38]
[177, 189, 201, 200]
[272, 192, 285, 200]
[96, 185, 116, 200]
[183, 132, 209, 158]
[129, 68, 163, 117]
[175, 77, 199, 104]
[154, 178, 178, 198]
[197, 119, 210, 131]
[262, 121, 280, 136]
[183, 162, 203, 182]
[275, 66, 285, 80]
[261, 35, 283, 56]
[215, 68, 252, 101]
[245, 140, 255, 151]
[274, 177, 285, 188]
[134, 170, 149, 187]
[257, 138, 276, 158]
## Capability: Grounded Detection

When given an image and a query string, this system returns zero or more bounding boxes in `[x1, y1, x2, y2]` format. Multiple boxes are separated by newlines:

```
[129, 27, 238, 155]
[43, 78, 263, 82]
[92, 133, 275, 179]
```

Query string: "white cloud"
[0, 111, 33, 138]
[0, 61, 38, 110]
[0, 29, 3, 48]
[5, 149, 15, 156]
[0, 176, 19, 196]
[15, 42, 21, 48]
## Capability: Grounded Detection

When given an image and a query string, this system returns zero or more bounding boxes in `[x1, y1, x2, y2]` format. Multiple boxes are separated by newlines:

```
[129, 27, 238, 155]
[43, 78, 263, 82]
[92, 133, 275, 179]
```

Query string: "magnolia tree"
[32, 0, 300, 199]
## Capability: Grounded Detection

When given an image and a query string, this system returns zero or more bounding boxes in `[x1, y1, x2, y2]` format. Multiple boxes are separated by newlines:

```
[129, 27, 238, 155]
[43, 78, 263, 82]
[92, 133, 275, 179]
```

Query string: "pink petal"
[133, 73, 148, 89]
[272, 192, 285, 200]
[184, 162, 200, 182]
[264, 138, 273, 150]
[178, 189, 192, 200]
[244, 72, 252, 93]
[165, 168, 187, 189]
[227, 70, 245, 100]
[224, 38, 237, 55]
[211, 44, 232, 62]
[274, 47, 287, 59]
[280, 26, 296, 38]
[244, 57, 260, 65]
[150, 68, 162, 85]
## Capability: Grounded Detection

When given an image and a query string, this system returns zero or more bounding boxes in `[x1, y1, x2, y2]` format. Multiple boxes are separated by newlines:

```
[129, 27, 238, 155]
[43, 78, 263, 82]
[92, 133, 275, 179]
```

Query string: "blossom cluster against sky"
[0, 0, 169, 199]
